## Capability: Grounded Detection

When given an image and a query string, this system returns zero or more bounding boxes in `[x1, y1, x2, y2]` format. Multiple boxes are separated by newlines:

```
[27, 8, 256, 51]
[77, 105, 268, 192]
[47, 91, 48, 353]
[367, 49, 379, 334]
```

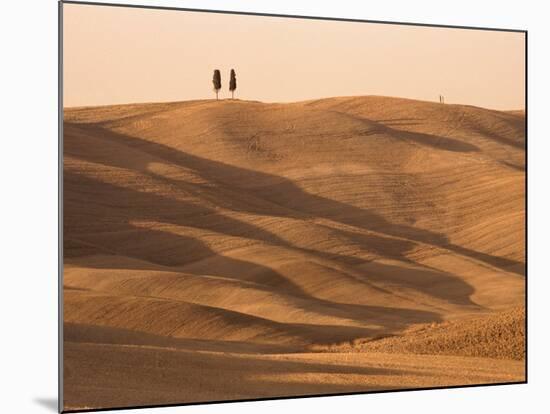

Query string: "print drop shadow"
[33, 398, 58, 412]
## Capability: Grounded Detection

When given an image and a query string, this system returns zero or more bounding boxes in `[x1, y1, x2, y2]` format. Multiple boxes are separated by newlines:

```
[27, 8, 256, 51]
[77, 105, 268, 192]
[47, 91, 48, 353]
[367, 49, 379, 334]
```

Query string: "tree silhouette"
[229, 69, 237, 99]
[212, 69, 221, 100]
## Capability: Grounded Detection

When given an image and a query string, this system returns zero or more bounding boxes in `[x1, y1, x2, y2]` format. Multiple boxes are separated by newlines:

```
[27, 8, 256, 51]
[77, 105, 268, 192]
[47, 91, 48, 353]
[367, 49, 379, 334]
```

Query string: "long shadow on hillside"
[65, 122, 523, 278]
[322, 110, 480, 153]
[65, 171, 447, 334]
[65, 122, 443, 245]
[64, 322, 297, 354]
[64, 341, 421, 410]
[466, 111, 526, 150]
[64, 126, 483, 307]
[325, 105, 525, 154]
[89, 123, 519, 274]
[500, 160, 525, 172]
[382, 123, 480, 152]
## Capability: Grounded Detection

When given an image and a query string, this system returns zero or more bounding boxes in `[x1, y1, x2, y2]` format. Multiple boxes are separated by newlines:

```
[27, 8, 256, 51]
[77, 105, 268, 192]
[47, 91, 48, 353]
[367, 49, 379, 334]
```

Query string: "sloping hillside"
[63, 96, 525, 411]
[314, 306, 525, 360]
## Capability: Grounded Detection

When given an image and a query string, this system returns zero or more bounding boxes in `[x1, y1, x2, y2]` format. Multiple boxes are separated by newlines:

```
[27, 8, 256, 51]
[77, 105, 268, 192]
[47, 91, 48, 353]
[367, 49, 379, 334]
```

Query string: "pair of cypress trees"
[212, 69, 237, 100]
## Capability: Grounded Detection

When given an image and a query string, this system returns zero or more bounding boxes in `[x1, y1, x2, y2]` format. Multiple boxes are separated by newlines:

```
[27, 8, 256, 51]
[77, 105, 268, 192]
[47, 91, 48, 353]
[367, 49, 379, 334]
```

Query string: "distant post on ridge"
[229, 69, 237, 99]
[213, 69, 222, 100]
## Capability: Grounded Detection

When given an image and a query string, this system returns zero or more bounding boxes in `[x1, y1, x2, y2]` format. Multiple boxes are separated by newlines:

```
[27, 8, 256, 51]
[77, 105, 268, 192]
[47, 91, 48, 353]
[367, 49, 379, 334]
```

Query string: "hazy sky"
[63, 3, 525, 109]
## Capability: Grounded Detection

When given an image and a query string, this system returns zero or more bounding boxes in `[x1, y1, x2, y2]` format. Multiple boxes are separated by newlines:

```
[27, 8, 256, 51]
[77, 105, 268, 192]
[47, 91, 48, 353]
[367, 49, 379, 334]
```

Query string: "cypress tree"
[229, 69, 237, 99]
[212, 69, 221, 100]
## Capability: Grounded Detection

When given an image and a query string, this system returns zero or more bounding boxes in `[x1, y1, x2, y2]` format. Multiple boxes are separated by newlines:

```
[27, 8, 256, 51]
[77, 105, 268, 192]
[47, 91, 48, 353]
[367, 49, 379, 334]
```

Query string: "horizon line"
[62, 94, 526, 113]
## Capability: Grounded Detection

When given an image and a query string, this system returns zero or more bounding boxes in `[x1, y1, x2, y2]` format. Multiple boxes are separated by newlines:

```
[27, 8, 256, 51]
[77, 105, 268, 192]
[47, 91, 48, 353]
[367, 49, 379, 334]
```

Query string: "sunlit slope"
[316, 306, 525, 360]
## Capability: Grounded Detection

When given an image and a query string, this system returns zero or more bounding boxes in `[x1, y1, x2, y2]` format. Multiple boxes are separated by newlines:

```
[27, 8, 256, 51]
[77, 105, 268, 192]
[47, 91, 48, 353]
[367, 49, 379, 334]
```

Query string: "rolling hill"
[63, 96, 525, 411]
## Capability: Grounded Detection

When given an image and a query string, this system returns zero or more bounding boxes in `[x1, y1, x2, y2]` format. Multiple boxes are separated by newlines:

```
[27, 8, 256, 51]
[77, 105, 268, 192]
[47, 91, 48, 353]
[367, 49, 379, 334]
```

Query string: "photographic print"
[61, 2, 526, 411]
